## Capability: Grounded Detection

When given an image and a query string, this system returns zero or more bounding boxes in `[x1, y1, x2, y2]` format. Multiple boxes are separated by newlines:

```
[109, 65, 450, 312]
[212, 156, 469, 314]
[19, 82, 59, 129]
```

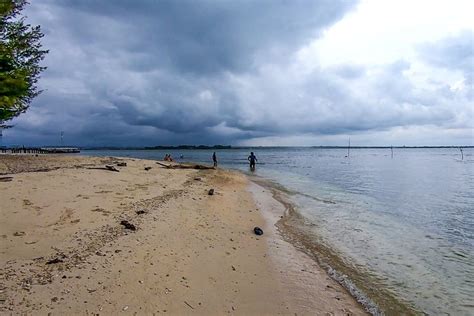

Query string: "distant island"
[79, 145, 473, 150]
[144, 145, 232, 150]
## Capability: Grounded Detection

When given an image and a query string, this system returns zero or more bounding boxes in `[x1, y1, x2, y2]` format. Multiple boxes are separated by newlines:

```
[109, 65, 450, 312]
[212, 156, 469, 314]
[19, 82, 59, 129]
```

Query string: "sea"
[81, 147, 474, 315]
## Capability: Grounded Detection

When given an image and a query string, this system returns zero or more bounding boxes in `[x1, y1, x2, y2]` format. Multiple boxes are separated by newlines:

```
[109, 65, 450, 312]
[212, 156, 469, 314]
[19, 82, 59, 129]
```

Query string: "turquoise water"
[82, 148, 474, 315]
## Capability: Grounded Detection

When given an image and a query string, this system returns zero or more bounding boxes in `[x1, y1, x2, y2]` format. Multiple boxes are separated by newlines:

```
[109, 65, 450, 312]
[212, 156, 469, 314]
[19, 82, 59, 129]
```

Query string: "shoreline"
[248, 176, 419, 315]
[1, 154, 367, 314]
[247, 181, 369, 315]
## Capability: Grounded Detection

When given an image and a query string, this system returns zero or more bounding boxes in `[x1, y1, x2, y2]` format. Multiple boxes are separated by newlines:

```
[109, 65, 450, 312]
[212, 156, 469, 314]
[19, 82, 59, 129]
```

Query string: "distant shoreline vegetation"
[144, 145, 232, 150]
[78, 145, 474, 150]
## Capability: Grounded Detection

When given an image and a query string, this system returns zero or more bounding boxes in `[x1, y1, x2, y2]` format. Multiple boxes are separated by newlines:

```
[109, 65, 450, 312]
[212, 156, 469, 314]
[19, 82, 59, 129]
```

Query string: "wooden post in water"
[391, 146, 393, 158]
[347, 138, 351, 158]
[459, 147, 463, 161]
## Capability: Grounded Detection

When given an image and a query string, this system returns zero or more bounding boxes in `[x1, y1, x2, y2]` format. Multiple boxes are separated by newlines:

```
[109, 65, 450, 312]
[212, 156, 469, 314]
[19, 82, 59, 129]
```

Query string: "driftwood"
[156, 161, 215, 170]
[46, 258, 64, 265]
[120, 220, 136, 231]
[0, 176, 13, 182]
[86, 165, 120, 172]
[106, 165, 120, 172]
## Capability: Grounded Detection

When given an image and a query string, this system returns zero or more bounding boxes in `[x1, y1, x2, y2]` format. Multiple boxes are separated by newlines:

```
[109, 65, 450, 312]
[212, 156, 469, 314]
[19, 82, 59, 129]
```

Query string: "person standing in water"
[248, 152, 257, 170]
[212, 152, 218, 167]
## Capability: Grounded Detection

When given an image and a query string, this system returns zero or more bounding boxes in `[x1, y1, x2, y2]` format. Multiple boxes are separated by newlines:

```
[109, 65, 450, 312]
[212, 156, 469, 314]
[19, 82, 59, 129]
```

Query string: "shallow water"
[82, 147, 474, 315]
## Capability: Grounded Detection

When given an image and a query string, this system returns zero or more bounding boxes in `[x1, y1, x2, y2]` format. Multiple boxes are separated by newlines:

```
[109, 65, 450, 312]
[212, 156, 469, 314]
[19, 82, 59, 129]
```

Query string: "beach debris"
[208, 189, 215, 195]
[194, 177, 202, 181]
[232, 265, 236, 271]
[144, 166, 152, 171]
[184, 301, 195, 309]
[19, 277, 32, 290]
[0, 293, 6, 304]
[135, 209, 147, 215]
[46, 257, 64, 265]
[88, 165, 120, 172]
[120, 220, 136, 231]
[253, 227, 264, 236]
[117, 162, 127, 167]
[105, 165, 120, 172]
[122, 305, 129, 311]
[13, 231, 26, 237]
[0, 176, 13, 182]
[156, 161, 215, 170]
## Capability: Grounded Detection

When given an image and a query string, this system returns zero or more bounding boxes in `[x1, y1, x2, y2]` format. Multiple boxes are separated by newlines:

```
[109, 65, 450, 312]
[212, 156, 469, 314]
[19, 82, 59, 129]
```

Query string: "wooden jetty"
[0, 147, 80, 154]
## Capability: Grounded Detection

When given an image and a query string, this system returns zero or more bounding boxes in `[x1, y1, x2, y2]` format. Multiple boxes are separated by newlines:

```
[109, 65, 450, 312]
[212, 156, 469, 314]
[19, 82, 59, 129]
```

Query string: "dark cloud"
[40, 0, 353, 74]
[3, 1, 472, 146]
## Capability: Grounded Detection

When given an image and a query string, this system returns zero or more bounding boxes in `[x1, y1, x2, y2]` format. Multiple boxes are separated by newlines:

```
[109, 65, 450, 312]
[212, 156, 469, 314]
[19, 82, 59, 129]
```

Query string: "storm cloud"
[3, 0, 473, 146]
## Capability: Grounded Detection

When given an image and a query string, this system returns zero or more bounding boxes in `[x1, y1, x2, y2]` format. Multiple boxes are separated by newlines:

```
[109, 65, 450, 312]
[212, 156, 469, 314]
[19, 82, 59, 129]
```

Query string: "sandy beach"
[0, 155, 366, 315]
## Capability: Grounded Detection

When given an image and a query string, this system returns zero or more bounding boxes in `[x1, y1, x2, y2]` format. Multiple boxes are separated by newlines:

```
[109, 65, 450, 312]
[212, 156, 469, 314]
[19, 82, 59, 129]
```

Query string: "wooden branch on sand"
[156, 161, 215, 170]
[86, 165, 120, 172]
[0, 176, 13, 182]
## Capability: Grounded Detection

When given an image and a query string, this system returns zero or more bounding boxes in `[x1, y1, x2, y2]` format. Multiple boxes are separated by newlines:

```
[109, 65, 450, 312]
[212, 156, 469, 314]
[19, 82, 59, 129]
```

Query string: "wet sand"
[0, 155, 367, 315]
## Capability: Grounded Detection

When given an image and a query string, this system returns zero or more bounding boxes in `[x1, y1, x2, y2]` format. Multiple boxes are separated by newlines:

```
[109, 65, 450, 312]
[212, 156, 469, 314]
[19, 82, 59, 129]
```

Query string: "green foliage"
[0, 0, 48, 127]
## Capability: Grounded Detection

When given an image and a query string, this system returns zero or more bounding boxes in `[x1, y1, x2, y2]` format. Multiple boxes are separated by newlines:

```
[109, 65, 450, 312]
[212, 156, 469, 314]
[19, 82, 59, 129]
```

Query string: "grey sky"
[3, 0, 473, 146]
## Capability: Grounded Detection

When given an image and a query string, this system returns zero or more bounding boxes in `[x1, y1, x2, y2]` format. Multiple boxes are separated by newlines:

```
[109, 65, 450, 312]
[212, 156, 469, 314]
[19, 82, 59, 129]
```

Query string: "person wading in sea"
[248, 152, 257, 171]
[212, 152, 218, 167]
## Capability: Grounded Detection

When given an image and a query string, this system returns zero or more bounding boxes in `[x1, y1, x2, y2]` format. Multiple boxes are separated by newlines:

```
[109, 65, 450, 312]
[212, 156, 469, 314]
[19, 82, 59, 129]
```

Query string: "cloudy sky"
[3, 0, 473, 146]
